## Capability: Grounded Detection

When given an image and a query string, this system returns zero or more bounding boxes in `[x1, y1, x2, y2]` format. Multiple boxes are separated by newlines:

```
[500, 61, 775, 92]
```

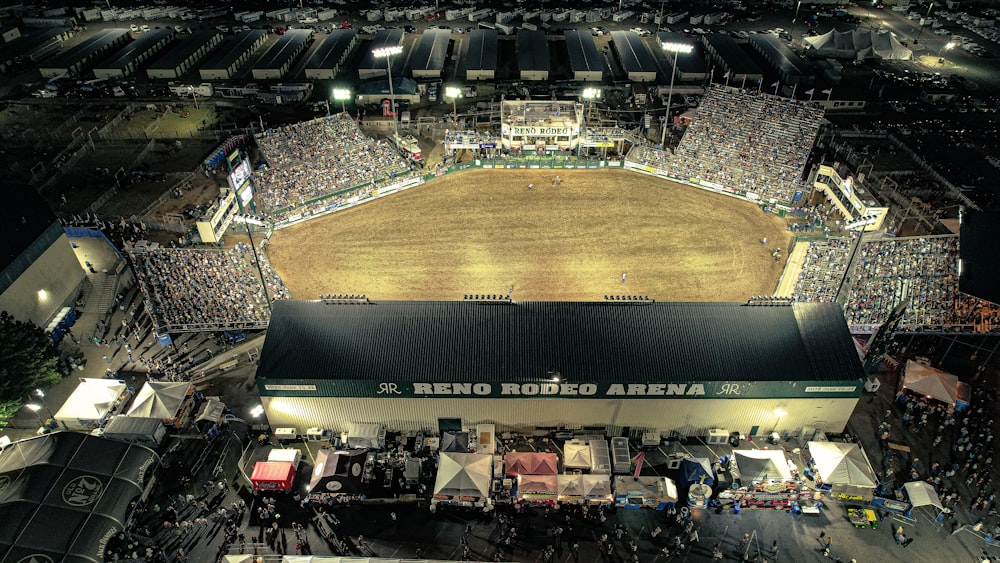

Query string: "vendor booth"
[518, 474, 559, 503]
[433, 451, 492, 506]
[807, 441, 877, 502]
[505, 452, 558, 476]
[308, 449, 367, 497]
[904, 480, 942, 517]
[558, 474, 613, 504]
[101, 415, 166, 447]
[613, 475, 678, 510]
[250, 461, 297, 492]
[344, 423, 385, 449]
[126, 381, 194, 428]
[564, 441, 593, 470]
[441, 431, 470, 453]
[54, 378, 131, 431]
[719, 450, 800, 511]
[268, 447, 303, 468]
[901, 360, 971, 410]
[680, 458, 715, 508]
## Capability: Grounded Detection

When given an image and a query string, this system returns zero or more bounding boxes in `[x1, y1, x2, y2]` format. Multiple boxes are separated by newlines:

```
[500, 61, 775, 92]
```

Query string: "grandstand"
[129, 244, 288, 333]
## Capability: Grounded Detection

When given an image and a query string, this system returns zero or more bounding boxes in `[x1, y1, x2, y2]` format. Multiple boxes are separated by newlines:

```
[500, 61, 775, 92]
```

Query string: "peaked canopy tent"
[102, 415, 167, 447]
[904, 480, 942, 510]
[126, 381, 193, 427]
[0, 432, 158, 563]
[803, 29, 912, 60]
[518, 474, 559, 502]
[564, 442, 593, 469]
[613, 475, 679, 510]
[733, 450, 792, 482]
[440, 431, 470, 453]
[251, 461, 297, 492]
[505, 452, 558, 476]
[433, 452, 492, 503]
[308, 449, 367, 496]
[807, 441, 878, 501]
[680, 457, 715, 485]
[901, 360, 971, 409]
[346, 423, 385, 449]
[54, 378, 131, 430]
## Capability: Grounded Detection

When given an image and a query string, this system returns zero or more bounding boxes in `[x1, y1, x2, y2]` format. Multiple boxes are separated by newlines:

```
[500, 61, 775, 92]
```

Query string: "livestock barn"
[256, 299, 864, 438]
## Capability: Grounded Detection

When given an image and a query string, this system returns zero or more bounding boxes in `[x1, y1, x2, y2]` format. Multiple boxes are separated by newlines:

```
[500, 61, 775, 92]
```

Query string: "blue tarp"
[681, 457, 715, 486]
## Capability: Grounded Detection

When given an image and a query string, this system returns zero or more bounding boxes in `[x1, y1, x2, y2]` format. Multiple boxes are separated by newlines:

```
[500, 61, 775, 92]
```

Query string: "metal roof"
[357, 28, 405, 71]
[410, 28, 450, 73]
[254, 28, 311, 70]
[147, 30, 221, 71]
[257, 300, 864, 384]
[517, 29, 549, 73]
[655, 32, 708, 75]
[960, 213, 1000, 305]
[200, 29, 267, 70]
[94, 28, 174, 71]
[0, 181, 58, 284]
[466, 29, 497, 72]
[564, 30, 603, 75]
[749, 33, 815, 78]
[302, 29, 357, 71]
[703, 33, 762, 76]
[610, 30, 657, 75]
[0, 26, 68, 62]
[40, 28, 128, 69]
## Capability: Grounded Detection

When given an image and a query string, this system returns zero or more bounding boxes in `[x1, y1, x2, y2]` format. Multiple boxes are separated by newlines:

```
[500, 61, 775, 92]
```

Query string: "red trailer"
[251, 461, 296, 492]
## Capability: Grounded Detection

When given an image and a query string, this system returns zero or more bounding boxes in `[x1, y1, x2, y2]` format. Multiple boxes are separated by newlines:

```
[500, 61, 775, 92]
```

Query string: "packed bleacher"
[129, 245, 289, 332]
[253, 113, 418, 219]
[840, 236, 1000, 333]
[791, 237, 853, 303]
[626, 85, 825, 203]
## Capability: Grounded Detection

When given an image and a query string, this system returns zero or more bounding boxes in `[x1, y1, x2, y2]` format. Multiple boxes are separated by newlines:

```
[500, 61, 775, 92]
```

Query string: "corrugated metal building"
[0, 27, 72, 73]
[410, 28, 450, 79]
[146, 30, 223, 80]
[701, 33, 763, 83]
[251, 28, 313, 80]
[564, 30, 603, 82]
[517, 29, 549, 81]
[257, 300, 864, 437]
[303, 29, 357, 80]
[198, 29, 267, 81]
[38, 28, 129, 78]
[610, 30, 657, 83]
[357, 28, 404, 80]
[93, 28, 175, 78]
[656, 32, 709, 82]
[749, 33, 816, 87]
[465, 29, 497, 81]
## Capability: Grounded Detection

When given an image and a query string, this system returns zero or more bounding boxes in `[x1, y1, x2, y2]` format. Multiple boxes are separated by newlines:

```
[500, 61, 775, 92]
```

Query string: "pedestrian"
[391, 511, 397, 521]
[771, 539, 779, 555]
[761, 237, 767, 246]
[622, 272, 627, 284]
[528, 183, 534, 190]
[738, 532, 749, 548]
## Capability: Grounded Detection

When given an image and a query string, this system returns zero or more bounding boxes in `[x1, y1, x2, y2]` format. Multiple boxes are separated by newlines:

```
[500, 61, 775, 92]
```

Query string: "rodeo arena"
[7, 83, 1000, 563]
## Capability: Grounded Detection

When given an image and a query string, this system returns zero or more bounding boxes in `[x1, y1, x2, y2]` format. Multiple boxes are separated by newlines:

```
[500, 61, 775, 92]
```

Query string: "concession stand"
[680, 458, 715, 509]
[900, 360, 971, 411]
[250, 460, 297, 492]
[517, 474, 559, 504]
[432, 452, 492, 507]
[563, 442, 593, 470]
[613, 476, 678, 510]
[307, 449, 367, 499]
[505, 452, 559, 476]
[126, 381, 195, 429]
[719, 450, 801, 511]
[807, 441, 877, 502]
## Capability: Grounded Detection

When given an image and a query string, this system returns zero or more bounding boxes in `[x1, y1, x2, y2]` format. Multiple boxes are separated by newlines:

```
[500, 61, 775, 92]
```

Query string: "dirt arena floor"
[266, 169, 793, 302]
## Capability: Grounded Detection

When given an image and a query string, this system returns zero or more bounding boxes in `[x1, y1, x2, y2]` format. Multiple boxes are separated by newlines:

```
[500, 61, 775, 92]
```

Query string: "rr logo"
[377, 382, 401, 395]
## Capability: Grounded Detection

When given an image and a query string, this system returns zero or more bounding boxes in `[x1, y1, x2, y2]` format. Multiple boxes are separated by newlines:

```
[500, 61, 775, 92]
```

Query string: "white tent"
[557, 474, 586, 497]
[126, 381, 191, 421]
[804, 29, 912, 60]
[54, 378, 129, 430]
[346, 423, 384, 449]
[564, 442, 592, 469]
[433, 452, 492, 500]
[904, 481, 943, 510]
[807, 441, 877, 488]
[902, 360, 971, 407]
[733, 450, 792, 482]
[581, 475, 613, 499]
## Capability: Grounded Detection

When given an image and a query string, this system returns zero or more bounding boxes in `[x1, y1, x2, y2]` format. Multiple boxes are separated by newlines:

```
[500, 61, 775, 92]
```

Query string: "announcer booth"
[251, 460, 297, 492]
[500, 100, 584, 154]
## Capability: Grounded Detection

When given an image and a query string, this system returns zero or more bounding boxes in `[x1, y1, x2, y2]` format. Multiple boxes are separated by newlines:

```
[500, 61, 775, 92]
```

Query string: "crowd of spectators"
[253, 113, 417, 216]
[129, 245, 288, 332]
[626, 85, 825, 203]
[841, 236, 1000, 333]
[792, 237, 853, 303]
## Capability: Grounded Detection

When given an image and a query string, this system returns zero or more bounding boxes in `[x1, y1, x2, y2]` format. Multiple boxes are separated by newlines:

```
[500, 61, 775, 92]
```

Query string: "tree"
[0, 311, 61, 427]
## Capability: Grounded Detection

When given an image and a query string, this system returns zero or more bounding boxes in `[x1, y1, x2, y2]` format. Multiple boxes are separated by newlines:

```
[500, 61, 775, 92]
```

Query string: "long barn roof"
[257, 300, 864, 383]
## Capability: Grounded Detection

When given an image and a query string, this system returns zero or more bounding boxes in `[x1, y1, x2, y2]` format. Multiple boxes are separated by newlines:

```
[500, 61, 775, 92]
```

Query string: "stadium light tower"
[333, 88, 351, 113]
[660, 41, 694, 149]
[445, 86, 462, 124]
[373, 45, 403, 139]
[582, 87, 601, 125]
[937, 41, 955, 63]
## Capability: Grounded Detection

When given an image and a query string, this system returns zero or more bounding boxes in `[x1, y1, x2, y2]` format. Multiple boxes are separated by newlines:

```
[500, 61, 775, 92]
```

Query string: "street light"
[187, 85, 199, 110]
[660, 41, 694, 149]
[333, 88, 351, 113]
[938, 41, 955, 62]
[445, 86, 462, 125]
[373, 45, 403, 139]
[582, 87, 601, 124]
[250, 405, 264, 418]
[25, 403, 45, 428]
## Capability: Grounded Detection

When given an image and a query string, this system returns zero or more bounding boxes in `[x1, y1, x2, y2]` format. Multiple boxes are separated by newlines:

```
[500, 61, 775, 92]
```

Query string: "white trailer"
[666, 11, 688, 24]
[570, 10, 587, 23]
[317, 9, 338, 21]
[613, 10, 634, 22]
[689, 13, 704, 24]
[496, 11, 515, 23]
[142, 8, 166, 19]
[169, 82, 214, 97]
[266, 8, 291, 19]
[497, 22, 515, 34]
[446, 8, 473, 20]
[101, 10, 117, 21]
[468, 9, 491, 21]
[521, 22, 538, 30]
[703, 11, 727, 24]
[384, 8, 404, 21]
[552, 10, 569, 22]
[523, 10, 539, 20]
[81, 8, 102, 21]
[586, 10, 602, 23]
[367, 9, 382, 21]
[241, 11, 264, 23]
[539, 11, 552, 22]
